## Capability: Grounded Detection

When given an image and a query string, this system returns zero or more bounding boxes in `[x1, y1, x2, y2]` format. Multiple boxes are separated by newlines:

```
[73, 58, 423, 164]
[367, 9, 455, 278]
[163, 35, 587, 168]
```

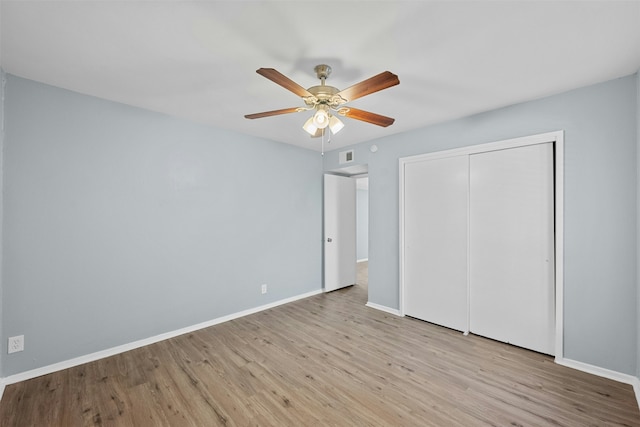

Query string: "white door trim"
[399, 130, 565, 360]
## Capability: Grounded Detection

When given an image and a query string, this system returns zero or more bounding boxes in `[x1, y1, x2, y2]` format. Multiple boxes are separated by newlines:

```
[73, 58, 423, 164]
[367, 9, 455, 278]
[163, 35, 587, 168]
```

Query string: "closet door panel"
[469, 143, 555, 355]
[403, 156, 468, 332]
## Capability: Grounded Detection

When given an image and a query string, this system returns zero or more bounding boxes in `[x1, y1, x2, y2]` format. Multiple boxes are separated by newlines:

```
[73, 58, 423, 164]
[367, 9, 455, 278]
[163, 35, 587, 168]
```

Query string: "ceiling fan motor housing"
[307, 85, 339, 100]
[306, 65, 343, 108]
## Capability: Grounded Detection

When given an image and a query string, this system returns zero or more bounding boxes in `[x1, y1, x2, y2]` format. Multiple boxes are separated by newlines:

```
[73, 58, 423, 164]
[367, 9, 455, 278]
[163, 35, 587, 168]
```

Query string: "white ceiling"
[1, 1, 639, 152]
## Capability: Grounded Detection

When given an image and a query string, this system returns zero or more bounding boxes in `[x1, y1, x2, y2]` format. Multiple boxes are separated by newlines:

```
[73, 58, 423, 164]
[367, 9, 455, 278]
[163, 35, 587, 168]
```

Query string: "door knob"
[327, 238, 333, 242]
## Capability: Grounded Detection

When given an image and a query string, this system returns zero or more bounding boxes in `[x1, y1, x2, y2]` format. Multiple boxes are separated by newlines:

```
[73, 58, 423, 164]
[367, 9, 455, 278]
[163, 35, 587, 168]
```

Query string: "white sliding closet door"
[403, 156, 468, 332]
[469, 143, 555, 355]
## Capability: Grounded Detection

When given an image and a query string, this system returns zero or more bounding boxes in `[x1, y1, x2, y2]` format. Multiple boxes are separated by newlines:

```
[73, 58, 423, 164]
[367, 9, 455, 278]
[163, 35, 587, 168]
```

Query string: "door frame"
[399, 130, 564, 360]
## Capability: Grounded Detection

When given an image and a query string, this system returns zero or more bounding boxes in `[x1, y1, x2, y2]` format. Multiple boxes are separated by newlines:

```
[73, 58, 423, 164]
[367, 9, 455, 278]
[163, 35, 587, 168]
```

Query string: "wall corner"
[0, 69, 5, 380]
[636, 70, 640, 380]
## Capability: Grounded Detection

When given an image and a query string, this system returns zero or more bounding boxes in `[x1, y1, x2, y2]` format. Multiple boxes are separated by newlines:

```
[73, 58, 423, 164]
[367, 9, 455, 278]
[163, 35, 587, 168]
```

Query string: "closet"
[401, 140, 555, 355]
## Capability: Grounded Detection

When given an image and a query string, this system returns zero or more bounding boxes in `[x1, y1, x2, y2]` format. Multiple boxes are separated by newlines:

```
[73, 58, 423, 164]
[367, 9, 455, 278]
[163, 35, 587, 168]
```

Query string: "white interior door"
[469, 143, 555, 355]
[403, 156, 469, 332]
[324, 174, 356, 292]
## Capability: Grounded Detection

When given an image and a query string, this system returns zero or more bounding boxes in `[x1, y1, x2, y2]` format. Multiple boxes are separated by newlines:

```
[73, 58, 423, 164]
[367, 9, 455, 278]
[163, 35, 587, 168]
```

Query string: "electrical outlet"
[261, 284, 267, 294]
[8, 335, 24, 354]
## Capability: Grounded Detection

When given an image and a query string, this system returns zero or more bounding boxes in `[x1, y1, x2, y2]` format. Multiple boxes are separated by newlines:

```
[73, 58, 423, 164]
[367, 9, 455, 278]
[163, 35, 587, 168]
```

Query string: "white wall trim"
[0, 381, 5, 402]
[399, 131, 564, 359]
[555, 356, 638, 385]
[366, 301, 402, 316]
[556, 357, 640, 410]
[553, 133, 565, 359]
[357, 258, 368, 263]
[399, 131, 563, 165]
[0, 288, 322, 390]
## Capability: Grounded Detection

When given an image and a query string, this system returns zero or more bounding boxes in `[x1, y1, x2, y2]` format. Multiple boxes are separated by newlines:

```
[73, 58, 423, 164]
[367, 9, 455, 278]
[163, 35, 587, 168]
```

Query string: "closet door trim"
[399, 130, 564, 360]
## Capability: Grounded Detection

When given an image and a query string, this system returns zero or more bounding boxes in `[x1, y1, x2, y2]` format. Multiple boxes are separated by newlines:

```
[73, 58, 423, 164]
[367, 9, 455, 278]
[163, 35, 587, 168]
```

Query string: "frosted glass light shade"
[329, 115, 344, 134]
[313, 108, 330, 128]
[303, 116, 318, 135]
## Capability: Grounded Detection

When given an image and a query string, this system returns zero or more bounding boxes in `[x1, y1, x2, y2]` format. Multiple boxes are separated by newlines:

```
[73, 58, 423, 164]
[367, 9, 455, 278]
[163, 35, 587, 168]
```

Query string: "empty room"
[0, 1, 639, 425]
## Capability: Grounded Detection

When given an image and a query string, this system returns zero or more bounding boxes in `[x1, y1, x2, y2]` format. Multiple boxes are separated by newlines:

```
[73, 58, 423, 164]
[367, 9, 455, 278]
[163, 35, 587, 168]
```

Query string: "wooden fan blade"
[339, 107, 395, 127]
[256, 68, 313, 98]
[335, 71, 399, 102]
[244, 107, 302, 119]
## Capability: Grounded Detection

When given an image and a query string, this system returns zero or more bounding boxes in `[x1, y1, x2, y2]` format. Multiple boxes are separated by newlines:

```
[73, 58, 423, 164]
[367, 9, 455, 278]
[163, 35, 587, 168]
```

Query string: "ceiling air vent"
[339, 150, 354, 164]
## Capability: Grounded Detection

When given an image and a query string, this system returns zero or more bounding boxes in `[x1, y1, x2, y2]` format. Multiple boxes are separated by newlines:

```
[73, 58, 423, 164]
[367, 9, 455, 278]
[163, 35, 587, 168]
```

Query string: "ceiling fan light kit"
[245, 64, 399, 140]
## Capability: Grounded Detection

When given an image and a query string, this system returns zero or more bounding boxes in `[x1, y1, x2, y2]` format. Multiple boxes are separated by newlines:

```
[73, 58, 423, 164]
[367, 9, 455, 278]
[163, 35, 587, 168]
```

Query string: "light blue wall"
[356, 186, 368, 261]
[637, 71, 640, 379]
[0, 70, 5, 375]
[1, 75, 323, 376]
[2, 72, 637, 379]
[324, 74, 638, 376]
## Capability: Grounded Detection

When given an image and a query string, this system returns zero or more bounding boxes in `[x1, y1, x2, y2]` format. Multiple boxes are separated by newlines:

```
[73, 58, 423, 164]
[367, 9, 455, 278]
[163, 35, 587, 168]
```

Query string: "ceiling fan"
[245, 64, 400, 138]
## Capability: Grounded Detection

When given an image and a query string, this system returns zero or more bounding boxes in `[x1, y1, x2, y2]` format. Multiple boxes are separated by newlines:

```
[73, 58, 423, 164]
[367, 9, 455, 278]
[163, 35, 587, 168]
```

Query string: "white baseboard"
[1, 288, 323, 390]
[357, 258, 368, 263]
[365, 301, 401, 316]
[555, 357, 640, 410]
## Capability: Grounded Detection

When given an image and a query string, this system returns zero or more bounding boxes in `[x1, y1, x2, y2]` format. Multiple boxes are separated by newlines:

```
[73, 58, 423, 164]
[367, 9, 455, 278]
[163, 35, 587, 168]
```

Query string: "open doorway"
[324, 164, 369, 301]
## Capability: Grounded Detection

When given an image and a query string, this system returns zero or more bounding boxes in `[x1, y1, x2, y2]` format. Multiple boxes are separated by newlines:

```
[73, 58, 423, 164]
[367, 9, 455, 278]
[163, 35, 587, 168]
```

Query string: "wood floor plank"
[0, 266, 638, 426]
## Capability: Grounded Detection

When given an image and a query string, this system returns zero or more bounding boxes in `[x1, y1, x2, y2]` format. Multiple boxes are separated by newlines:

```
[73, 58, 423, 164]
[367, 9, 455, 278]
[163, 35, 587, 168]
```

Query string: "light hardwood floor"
[1, 263, 638, 426]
